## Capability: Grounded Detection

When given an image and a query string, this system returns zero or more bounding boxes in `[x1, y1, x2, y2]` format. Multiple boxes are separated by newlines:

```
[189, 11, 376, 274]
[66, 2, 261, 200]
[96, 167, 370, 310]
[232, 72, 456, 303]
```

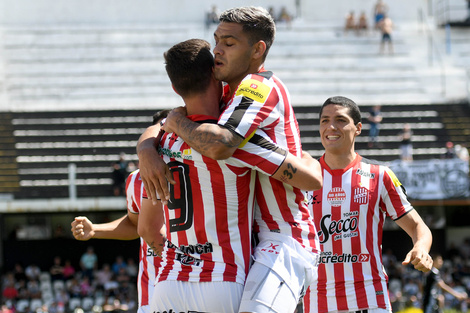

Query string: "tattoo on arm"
[282, 163, 298, 180]
[177, 116, 242, 155]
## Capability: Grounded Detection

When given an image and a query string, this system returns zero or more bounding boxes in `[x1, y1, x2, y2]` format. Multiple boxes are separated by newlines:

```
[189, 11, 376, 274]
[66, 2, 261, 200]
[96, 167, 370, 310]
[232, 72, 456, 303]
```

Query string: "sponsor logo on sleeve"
[386, 168, 402, 187]
[235, 79, 270, 103]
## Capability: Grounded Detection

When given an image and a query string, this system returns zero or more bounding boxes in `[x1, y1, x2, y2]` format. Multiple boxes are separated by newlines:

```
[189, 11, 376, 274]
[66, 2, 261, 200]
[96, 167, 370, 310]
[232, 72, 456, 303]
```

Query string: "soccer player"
[303, 96, 433, 313]
[137, 7, 322, 313]
[140, 38, 321, 313]
[71, 112, 168, 313]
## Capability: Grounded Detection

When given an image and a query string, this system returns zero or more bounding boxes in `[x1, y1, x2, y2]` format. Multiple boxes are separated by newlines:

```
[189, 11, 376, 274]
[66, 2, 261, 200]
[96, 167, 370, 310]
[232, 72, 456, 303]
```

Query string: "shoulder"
[236, 72, 275, 103]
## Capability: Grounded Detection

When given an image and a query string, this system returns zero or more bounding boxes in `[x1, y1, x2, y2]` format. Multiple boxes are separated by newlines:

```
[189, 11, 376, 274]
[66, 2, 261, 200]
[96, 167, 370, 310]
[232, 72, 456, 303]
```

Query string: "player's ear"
[252, 41, 267, 60]
[355, 122, 362, 135]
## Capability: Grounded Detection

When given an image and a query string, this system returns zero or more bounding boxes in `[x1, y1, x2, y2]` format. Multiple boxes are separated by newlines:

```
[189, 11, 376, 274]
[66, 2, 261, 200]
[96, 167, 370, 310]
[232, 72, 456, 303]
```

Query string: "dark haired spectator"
[50, 256, 65, 281]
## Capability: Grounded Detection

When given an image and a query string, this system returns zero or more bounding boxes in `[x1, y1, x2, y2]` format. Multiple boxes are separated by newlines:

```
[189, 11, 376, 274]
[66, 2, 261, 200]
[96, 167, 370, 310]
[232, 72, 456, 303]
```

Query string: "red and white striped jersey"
[156, 115, 286, 285]
[126, 170, 161, 309]
[304, 154, 413, 313]
[219, 69, 320, 254]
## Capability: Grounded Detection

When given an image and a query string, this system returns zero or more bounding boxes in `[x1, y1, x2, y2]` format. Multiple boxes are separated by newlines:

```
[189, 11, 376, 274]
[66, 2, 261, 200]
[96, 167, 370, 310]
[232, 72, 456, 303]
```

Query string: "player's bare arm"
[136, 123, 175, 205]
[137, 198, 166, 256]
[395, 209, 433, 272]
[163, 107, 242, 160]
[272, 151, 322, 191]
[71, 215, 139, 241]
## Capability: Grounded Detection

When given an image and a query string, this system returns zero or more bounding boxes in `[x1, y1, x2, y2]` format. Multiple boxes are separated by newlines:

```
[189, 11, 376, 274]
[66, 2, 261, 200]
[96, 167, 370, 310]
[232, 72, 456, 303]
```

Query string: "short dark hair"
[219, 6, 275, 59]
[152, 109, 170, 125]
[163, 39, 214, 98]
[319, 96, 362, 125]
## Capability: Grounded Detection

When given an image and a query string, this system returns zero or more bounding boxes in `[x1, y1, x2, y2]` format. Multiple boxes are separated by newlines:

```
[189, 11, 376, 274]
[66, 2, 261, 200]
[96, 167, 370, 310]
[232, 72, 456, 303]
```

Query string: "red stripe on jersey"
[205, 155, 237, 282]
[332, 171, 347, 311]
[272, 75, 300, 155]
[254, 177, 280, 230]
[238, 176, 253, 277]
[231, 149, 280, 175]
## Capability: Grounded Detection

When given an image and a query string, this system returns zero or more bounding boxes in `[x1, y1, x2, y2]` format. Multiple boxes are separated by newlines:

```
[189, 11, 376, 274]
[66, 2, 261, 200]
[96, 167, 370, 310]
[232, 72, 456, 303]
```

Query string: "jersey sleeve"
[381, 167, 414, 220]
[125, 171, 140, 214]
[218, 74, 278, 139]
[228, 128, 287, 176]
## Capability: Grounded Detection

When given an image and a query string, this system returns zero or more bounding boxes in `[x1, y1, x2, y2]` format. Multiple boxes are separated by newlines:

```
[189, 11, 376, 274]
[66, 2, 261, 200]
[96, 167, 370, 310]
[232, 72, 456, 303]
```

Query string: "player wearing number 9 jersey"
[303, 96, 433, 313]
[143, 38, 322, 313]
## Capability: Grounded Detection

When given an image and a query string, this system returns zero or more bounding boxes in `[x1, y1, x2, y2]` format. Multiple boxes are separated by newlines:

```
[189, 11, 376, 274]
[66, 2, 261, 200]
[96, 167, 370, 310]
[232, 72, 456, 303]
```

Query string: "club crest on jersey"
[327, 187, 346, 207]
[353, 187, 369, 204]
[235, 79, 270, 103]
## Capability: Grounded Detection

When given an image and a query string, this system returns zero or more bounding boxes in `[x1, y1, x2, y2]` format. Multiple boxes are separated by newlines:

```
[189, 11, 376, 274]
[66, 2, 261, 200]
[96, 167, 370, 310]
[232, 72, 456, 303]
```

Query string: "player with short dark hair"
[303, 96, 433, 313]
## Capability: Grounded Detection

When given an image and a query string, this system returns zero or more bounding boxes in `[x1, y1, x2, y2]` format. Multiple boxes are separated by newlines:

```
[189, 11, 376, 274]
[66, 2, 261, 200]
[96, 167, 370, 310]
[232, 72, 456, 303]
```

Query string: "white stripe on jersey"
[125, 170, 160, 308]
[218, 70, 319, 254]
[305, 154, 412, 313]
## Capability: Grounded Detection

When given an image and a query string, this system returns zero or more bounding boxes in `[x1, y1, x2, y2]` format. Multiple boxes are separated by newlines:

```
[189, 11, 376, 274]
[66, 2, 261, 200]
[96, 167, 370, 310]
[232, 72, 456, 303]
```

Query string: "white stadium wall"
[0, 0, 428, 26]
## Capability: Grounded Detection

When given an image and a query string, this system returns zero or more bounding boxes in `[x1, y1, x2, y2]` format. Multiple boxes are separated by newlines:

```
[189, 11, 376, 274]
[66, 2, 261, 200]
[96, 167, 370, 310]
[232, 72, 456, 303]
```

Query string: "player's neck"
[227, 63, 265, 98]
[184, 92, 220, 118]
[323, 151, 357, 170]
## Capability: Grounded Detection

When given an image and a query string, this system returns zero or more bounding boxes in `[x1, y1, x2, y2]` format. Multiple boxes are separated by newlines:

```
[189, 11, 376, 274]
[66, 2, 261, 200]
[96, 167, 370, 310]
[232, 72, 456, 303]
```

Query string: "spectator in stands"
[2, 277, 18, 301]
[62, 259, 75, 281]
[79, 276, 93, 298]
[373, 0, 389, 29]
[16, 279, 30, 300]
[13, 263, 27, 284]
[442, 141, 457, 159]
[111, 152, 130, 196]
[50, 256, 65, 281]
[268, 7, 276, 20]
[125, 258, 138, 282]
[399, 123, 413, 161]
[422, 254, 468, 313]
[80, 246, 98, 283]
[26, 279, 41, 300]
[367, 105, 383, 147]
[379, 14, 394, 54]
[68, 277, 81, 298]
[277, 6, 293, 27]
[357, 11, 369, 35]
[344, 11, 357, 35]
[111, 256, 127, 276]
[25, 263, 41, 282]
[95, 263, 113, 293]
[205, 5, 219, 29]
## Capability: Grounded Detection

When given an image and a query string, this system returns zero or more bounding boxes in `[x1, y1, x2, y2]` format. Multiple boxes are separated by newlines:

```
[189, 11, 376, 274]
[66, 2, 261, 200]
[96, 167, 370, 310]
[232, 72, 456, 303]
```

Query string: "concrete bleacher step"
[0, 113, 20, 194]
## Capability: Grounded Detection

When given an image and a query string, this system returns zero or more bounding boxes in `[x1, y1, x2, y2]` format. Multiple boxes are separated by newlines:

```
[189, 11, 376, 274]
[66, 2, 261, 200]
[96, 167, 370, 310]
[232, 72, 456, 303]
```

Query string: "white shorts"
[150, 280, 243, 313]
[239, 232, 320, 313]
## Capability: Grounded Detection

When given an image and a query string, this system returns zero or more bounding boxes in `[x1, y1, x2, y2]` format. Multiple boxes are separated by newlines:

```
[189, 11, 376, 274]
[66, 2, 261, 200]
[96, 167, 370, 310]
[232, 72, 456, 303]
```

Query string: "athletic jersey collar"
[188, 114, 217, 124]
[320, 153, 362, 175]
[221, 67, 268, 106]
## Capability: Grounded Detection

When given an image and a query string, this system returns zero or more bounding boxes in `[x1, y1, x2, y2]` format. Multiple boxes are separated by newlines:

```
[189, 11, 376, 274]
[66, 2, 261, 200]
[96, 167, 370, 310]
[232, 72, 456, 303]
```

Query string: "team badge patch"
[353, 187, 369, 204]
[235, 79, 270, 103]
